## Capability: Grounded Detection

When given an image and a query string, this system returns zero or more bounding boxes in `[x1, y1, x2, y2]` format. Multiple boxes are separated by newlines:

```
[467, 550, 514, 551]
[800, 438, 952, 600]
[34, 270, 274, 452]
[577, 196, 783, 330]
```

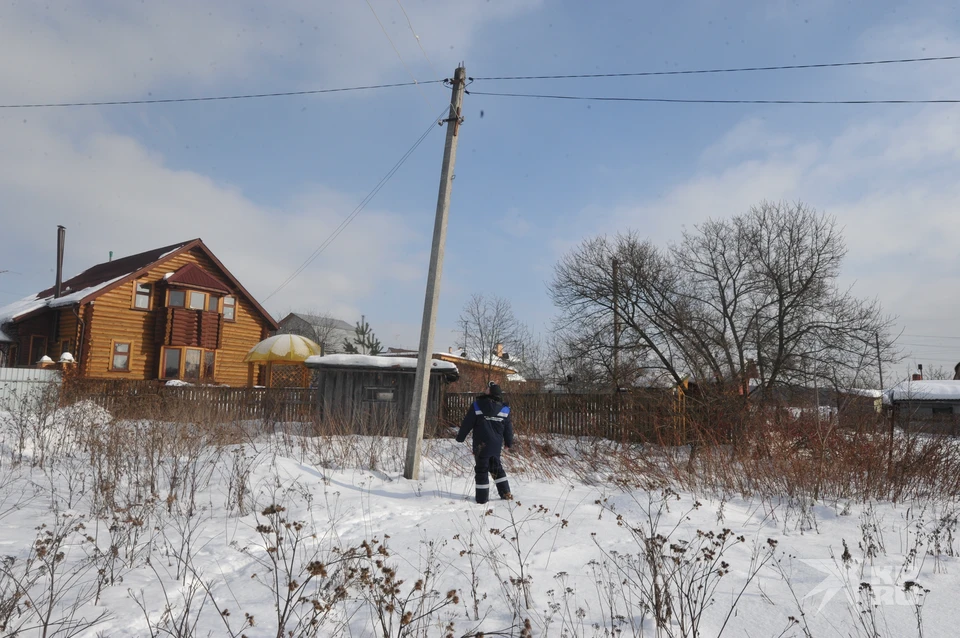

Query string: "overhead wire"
[465, 89, 960, 105]
[395, 0, 441, 80]
[0, 81, 443, 109]
[262, 106, 449, 302]
[472, 55, 960, 80]
[364, 0, 433, 109]
[3, 53, 959, 110]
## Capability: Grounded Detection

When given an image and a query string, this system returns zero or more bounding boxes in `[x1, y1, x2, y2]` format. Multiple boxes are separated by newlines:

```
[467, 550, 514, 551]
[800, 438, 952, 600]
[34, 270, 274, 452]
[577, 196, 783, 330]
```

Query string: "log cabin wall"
[13, 312, 56, 365]
[82, 247, 272, 385]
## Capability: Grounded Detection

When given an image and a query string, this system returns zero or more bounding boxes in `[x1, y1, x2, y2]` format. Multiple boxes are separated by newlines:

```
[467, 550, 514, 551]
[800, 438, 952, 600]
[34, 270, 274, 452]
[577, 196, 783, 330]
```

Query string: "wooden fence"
[63, 379, 314, 423]
[443, 391, 680, 442]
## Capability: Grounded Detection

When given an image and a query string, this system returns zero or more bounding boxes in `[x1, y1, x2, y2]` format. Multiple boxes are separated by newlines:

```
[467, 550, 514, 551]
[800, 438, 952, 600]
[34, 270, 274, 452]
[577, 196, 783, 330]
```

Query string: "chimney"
[448, 347, 453, 354]
[912, 364, 923, 381]
[495, 343, 504, 358]
[55, 225, 66, 299]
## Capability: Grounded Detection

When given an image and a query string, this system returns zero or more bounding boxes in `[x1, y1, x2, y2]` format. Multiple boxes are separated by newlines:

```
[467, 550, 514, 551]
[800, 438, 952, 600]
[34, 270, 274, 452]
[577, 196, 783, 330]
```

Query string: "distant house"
[276, 312, 354, 355]
[0, 237, 278, 386]
[381, 348, 519, 393]
[885, 379, 960, 434]
[305, 354, 459, 433]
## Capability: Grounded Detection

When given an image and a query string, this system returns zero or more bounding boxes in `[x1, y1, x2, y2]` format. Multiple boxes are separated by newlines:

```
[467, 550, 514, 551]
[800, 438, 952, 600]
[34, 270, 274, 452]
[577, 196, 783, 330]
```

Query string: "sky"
[2, 0, 960, 378]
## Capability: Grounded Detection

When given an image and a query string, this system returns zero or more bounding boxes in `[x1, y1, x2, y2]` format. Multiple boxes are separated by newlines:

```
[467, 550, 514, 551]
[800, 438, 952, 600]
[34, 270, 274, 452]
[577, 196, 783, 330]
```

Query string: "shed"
[305, 354, 459, 435]
[885, 380, 960, 435]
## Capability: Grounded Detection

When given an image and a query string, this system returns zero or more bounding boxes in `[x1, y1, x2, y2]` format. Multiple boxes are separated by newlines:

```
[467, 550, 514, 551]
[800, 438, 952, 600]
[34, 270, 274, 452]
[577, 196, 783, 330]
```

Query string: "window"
[60, 340, 72, 357]
[162, 348, 181, 379]
[188, 291, 206, 310]
[134, 281, 152, 310]
[183, 348, 202, 381]
[363, 387, 396, 402]
[111, 341, 131, 371]
[8, 345, 18, 367]
[207, 295, 220, 312]
[29, 335, 47, 364]
[223, 296, 236, 321]
[168, 289, 186, 308]
[160, 346, 217, 381]
[203, 351, 216, 379]
[932, 405, 953, 416]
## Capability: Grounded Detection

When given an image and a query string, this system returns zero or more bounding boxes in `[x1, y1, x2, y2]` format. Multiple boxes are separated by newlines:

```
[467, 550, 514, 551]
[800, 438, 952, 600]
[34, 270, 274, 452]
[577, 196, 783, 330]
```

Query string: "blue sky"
[2, 1, 960, 375]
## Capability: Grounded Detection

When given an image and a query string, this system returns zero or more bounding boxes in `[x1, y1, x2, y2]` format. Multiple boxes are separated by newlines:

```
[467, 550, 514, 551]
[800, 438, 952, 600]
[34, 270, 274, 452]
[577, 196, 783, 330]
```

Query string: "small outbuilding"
[305, 354, 459, 434]
[885, 380, 960, 435]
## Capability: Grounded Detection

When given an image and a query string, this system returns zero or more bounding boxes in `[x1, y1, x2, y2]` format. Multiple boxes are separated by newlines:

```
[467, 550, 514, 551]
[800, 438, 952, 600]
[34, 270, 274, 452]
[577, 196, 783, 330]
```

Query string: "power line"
[901, 333, 960, 341]
[472, 55, 960, 81]
[395, 0, 440, 80]
[364, 0, 432, 109]
[0, 80, 443, 109]
[466, 89, 960, 105]
[263, 106, 448, 303]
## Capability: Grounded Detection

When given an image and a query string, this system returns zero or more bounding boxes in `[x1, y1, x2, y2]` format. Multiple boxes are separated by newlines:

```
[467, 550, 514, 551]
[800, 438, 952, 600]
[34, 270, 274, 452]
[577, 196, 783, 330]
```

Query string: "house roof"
[381, 349, 518, 374]
[165, 263, 231, 294]
[884, 380, 960, 404]
[0, 238, 278, 330]
[305, 353, 459, 381]
[282, 313, 353, 332]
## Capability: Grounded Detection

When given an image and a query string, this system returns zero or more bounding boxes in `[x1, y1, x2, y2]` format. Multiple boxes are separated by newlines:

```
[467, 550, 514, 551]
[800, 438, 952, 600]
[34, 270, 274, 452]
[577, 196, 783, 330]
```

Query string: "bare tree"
[458, 294, 526, 369]
[550, 201, 899, 392]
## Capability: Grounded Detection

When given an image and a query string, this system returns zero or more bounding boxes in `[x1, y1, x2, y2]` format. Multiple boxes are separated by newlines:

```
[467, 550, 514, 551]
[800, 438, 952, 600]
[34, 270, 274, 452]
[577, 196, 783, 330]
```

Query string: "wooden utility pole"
[875, 332, 884, 391]
[612, 258, 620, 392]
[404, 65, 466, 480]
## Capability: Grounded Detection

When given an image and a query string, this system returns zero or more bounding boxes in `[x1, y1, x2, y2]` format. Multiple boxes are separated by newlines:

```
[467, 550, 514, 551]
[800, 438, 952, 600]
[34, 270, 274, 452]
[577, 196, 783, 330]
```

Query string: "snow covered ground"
[0, 401, 959, 637]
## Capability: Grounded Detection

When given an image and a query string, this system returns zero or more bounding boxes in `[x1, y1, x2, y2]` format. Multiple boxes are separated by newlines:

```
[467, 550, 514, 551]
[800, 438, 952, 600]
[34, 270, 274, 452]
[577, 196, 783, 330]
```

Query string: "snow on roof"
[843, 387, 883, 399]
[884, 380, 960, 404]
[0, 325, 13, 343]
[305, 353, 459, 374]
[0, 273, 129, 326]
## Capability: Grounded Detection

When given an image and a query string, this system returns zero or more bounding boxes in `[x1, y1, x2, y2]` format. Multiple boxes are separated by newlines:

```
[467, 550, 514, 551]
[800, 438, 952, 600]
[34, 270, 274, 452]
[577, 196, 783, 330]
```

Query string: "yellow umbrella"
[244, 334, 324, 363]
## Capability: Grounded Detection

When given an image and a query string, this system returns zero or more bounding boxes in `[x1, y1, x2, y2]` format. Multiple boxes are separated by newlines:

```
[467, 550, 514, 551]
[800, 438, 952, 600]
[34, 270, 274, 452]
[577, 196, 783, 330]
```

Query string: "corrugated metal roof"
[165, 263, 231, 293]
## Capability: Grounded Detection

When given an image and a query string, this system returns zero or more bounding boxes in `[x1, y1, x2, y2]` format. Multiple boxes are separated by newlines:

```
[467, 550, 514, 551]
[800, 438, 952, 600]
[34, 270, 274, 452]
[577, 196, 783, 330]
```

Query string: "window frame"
[132, 281, 153, 311]
[160, 346, 182, 380]
[167, 289, 186, 308]
[60, 339, 72, 358]
[159, 346, 217, 382]
[222, 296, 236, 322]
[362, 386, 397, 403]
[110, 340, 132, 372]
[29, 335, 48, 365]
[187, 290, 207, 311]
[8, 345, 18, 368]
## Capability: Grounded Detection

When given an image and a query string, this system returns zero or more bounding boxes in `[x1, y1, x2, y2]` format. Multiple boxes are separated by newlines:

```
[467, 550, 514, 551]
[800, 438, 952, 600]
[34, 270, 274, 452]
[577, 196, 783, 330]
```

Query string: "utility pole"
[875, 332, 884, 391]
[612, 258, 620, 392]
[404, 65, 466, 480]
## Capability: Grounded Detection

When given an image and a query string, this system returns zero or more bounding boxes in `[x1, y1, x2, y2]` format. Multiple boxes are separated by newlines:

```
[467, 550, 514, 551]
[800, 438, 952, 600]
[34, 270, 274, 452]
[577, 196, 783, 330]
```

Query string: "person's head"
[486, 381, 503, 401]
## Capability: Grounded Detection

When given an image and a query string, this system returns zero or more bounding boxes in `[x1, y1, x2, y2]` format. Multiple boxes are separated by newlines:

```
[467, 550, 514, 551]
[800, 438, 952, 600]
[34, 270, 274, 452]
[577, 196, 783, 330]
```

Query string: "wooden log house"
[0, 238, 278, 386]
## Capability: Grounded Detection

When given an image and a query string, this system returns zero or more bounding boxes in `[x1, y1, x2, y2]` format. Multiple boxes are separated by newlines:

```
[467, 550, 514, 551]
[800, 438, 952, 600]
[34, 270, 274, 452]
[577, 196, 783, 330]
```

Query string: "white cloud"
[0, 114, 426, 323]
[573, 102, 960, 344]
[0, 0, 542, 347]
[0, 1, 541, 105]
